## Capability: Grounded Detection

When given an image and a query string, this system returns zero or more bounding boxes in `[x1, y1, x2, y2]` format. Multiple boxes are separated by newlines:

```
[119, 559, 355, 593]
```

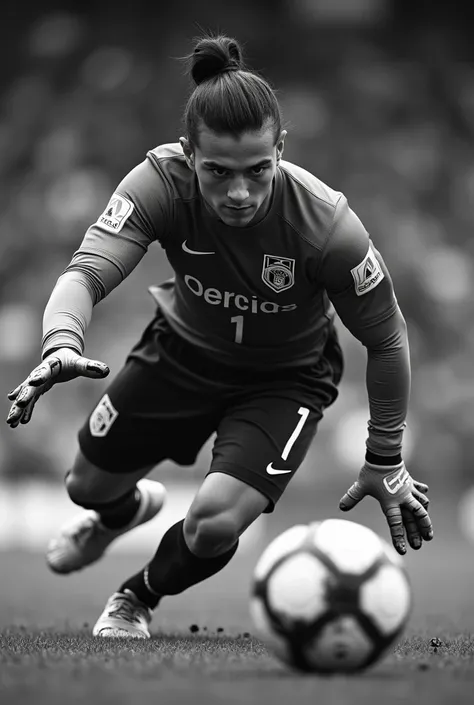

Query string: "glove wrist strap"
[365, 450, 402, 466]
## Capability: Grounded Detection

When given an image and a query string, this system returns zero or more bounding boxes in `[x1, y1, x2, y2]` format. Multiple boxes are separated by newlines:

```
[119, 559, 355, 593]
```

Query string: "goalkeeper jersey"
[66, 143, 398, 368]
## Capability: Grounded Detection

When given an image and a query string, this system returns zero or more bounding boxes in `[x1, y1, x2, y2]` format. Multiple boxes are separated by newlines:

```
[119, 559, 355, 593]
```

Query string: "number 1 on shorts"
[282, 407, 310, 460]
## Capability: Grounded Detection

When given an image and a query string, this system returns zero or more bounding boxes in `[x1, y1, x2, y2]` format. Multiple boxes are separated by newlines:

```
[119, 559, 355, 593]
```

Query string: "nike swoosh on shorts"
[182, 240, 215, 255]
[266, 463, 292, 475]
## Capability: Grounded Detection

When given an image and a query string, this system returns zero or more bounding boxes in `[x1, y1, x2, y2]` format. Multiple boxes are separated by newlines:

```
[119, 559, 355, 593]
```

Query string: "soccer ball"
[250, 519, 412, 674]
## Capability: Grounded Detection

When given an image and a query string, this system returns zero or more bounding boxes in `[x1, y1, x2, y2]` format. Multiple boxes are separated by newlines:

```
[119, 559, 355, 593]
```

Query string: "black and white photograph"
[1, 2, 473, 703]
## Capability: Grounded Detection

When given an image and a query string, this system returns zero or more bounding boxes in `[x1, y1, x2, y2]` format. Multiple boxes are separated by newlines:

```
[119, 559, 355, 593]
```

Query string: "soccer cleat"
[92, 590, 152, 639]
[46, 479, 166, 574]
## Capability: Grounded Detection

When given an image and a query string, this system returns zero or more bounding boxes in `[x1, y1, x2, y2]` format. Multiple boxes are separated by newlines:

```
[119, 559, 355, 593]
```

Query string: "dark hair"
[182, 34, 282, 146]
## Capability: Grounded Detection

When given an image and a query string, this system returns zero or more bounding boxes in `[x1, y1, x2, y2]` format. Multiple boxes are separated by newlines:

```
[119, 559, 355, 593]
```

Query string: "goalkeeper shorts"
[78, 309, 343, 513]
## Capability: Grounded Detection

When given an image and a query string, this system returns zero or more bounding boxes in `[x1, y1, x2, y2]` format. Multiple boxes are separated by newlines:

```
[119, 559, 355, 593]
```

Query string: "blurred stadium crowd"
[1, 0, 474, 500]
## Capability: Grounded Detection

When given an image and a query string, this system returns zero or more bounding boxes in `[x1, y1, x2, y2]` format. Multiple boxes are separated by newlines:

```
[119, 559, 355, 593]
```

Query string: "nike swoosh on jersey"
[182, 240, 215, 255]
[266, 463, 292, 475]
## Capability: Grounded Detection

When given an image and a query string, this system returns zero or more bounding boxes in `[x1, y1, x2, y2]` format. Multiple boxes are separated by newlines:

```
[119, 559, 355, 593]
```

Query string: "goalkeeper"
[6, 33, 432, 640]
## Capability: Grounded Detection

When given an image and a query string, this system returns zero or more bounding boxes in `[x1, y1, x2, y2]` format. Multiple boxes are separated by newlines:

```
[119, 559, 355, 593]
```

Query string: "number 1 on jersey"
[231, 315, 244, 344]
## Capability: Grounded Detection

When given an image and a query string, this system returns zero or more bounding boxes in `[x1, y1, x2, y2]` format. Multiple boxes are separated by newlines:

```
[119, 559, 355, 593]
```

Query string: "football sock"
[74, 487, 141, 529]
[120, 519, 239, 610]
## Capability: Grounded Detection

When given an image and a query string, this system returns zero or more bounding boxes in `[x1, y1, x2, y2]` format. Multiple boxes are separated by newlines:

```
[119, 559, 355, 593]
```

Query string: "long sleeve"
[41, 155, 171, 358]
[321, 197, 409, 457]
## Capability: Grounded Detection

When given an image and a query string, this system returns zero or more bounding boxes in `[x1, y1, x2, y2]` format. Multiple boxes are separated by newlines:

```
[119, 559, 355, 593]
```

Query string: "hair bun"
[190, 35, 243, 85]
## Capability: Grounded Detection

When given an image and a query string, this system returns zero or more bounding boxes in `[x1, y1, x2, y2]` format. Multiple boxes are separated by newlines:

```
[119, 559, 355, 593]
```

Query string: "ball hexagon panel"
[266, 552, 330, 624]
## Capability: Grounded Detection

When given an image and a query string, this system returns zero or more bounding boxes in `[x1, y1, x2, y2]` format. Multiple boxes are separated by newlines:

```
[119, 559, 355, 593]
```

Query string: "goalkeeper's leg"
[46, 450, 166, 574]
[93, 472, 267, 638]
[45, 311, 226, 577]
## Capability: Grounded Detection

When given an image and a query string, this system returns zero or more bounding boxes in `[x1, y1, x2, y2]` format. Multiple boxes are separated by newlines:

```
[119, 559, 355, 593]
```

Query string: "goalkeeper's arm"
[6, 254, 124, 428]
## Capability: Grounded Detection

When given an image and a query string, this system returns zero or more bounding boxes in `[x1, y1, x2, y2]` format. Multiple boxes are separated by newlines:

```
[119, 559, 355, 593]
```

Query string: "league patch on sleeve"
[96, 194, 134, 233]
[350, 246, 384, 296]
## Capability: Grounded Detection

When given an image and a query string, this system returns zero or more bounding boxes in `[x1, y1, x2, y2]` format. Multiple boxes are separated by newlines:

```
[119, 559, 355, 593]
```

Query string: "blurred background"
[1, 0, 474, 562]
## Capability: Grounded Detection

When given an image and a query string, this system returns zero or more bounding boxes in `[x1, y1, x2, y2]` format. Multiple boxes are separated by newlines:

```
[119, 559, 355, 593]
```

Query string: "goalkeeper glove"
[339, 460, 433, 555]
[6, 347, 109, 428]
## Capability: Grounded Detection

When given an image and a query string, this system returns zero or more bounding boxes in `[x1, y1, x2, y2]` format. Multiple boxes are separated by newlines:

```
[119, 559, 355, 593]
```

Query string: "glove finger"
[412, 490, 429, 510]
[384, 506, 406, 555]
[13, 384, 39, 409]
[74, 357, 110, 379]
[6, 397, 25, 425]
[6, 403, 25, 427]
[401, 506, 422, 550]
[7, 384, 23, 401]
[20, 397, 39, 425]
[404, 496, 434, 541]
[413, 480, 429, 494]
[339, 481, 366, 511]
[6, 381, 52, 426]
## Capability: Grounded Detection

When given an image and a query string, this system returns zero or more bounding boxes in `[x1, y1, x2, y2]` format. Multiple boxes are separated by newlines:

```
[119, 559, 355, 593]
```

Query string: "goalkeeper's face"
[180, 123, 286, 228]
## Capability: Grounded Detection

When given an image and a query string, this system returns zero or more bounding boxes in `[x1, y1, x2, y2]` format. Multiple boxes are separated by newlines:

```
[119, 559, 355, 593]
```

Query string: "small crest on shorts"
[89, 394, 118, 438]
[350, 246, 384, 296]
[261, 254, 295, 293]
[96, 194, 134, 233]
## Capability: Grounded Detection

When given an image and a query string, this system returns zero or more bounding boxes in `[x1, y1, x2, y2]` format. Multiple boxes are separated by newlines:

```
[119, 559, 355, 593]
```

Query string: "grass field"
[1, 506, 474, 705]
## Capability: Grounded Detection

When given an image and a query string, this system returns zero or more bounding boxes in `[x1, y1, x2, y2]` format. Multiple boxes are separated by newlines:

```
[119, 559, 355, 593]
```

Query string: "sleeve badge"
[350, 246, 384, 296]
[96, 194, 134, 233]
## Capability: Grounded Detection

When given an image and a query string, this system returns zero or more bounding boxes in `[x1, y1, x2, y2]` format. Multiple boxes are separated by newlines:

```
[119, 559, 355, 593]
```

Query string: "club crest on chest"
[261, 255, 296, 293]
